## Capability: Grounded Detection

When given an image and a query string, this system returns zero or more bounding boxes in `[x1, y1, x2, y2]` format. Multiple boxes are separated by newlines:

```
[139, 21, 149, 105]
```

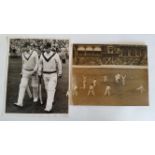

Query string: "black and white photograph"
[72, 44, 149, 106]
[6, 38, 69, 113]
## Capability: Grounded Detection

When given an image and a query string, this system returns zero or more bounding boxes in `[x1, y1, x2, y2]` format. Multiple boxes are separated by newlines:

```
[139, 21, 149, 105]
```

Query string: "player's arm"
[21, 54, 24, 76]
[55, 53, 62, 78]
[33, 51, 39, 73]
[38, 54, 43, 76]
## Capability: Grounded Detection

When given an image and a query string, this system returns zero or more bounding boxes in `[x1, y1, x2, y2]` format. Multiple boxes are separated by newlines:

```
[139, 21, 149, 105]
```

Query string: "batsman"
[38, 42, 62, 112]
[14, 42, 39, 107]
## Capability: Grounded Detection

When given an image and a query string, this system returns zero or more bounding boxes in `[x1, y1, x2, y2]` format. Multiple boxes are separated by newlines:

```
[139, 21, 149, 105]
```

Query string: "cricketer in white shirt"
[38, 44, 62, 112]
[104, 85, 111, 96]
[14, 45, 39, 107]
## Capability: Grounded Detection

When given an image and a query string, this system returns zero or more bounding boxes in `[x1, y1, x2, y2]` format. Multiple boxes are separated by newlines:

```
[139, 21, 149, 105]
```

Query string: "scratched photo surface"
[72, 44, 149, 106]
[6, 38, 69, 113]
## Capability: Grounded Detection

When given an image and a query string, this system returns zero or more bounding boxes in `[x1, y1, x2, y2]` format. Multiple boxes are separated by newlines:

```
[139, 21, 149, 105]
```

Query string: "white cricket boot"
[14, 102, 23, 107]
[14, 87, 26, 107]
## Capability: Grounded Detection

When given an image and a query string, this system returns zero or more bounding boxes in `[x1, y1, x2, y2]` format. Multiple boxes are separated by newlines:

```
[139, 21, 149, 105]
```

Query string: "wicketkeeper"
[38, 42, 62, 112]
[14, 42, 39, 107]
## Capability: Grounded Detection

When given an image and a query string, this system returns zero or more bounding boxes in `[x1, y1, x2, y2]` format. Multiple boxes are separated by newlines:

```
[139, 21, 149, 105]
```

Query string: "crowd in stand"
[9, 39, 69, 59]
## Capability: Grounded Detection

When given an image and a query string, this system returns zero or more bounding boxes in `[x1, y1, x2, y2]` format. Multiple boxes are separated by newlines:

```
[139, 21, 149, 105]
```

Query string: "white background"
[0, 0, 155, 155]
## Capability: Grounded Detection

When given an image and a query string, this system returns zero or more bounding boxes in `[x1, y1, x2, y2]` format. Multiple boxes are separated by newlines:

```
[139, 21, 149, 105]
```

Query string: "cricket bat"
[39, 76, 43, 105]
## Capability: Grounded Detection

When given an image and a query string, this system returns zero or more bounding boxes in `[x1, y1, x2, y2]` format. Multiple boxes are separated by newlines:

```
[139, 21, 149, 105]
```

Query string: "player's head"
[40, 45, 45, 53]
[23, 42, 30, 52]
[30, 42, 36, 50]
[51, 42, 57, 52]
[44, 42, 51, 53]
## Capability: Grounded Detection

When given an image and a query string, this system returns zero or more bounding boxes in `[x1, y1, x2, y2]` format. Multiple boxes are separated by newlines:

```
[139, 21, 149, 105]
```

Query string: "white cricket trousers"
[88, 89, 95, 96]
[43, 73, 57, 111]
[104, 89, 111, 96]
[17, 70, 38, 106]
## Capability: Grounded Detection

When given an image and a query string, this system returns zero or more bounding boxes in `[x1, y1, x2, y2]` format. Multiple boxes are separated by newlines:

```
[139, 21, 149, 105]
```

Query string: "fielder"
[88, 83, 95, 96]
[121, 74, 127, 86]
[14, 42, 39, 107]
[136, 84, 145, 94]
[82, 75, 87, 89]
[93, 79, 97, 87]
[115, 73, 121, 83]
[72, 85, 78, 96]
[104, 85, 111, 96]
[38, 42, 62, 112]
[103, 75, 108, 83]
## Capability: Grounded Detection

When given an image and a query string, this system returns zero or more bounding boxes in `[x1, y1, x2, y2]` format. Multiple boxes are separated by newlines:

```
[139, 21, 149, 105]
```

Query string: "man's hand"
[32, 69, 37, 76]
[58, 74, 62, 79]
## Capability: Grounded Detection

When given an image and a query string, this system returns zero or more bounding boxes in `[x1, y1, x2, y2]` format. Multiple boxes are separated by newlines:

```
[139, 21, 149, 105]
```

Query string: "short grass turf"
[72, 67, 149, 106]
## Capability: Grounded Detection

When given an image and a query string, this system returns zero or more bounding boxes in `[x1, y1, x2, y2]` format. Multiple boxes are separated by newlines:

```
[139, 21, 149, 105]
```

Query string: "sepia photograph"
[72, 44, 149, 106]
[6, 38, 69, 113]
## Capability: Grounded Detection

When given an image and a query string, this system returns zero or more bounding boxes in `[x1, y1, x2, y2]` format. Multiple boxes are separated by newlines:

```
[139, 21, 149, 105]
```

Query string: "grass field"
[72, 67, 149, 106]
[6, 57, 69, 113]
